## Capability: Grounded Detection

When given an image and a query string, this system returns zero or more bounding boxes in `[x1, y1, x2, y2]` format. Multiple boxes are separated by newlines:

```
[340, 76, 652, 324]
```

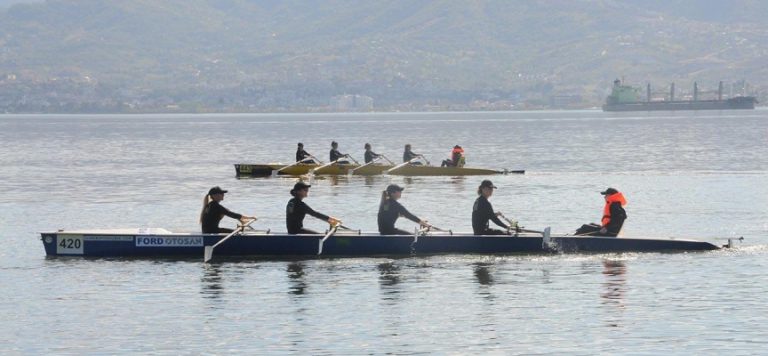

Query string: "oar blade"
[203, 246, 214, 263]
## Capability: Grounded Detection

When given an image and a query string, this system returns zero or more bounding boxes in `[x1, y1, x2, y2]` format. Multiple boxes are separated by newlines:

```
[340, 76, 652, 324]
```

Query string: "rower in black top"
[364, 143, 381, 163]
[296, 142, 316, 163]
[378, 184, 428, 235]
[472, 180, 512, 235]
[329, 141, 350, 164]
[402, 144, 420, 163]
[200, 186, 255, 233]
[286, 181, 340, 234]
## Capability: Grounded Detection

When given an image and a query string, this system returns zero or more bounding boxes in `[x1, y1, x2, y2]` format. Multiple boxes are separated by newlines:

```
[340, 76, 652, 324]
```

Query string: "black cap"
[454, 145, 462, 149]
[208, 186, 227, 195]
[601, 187, 618, 195]
[479, 180, 497, 189]
[386, 184, 404, 193]
[298, 142, 303, 146]
[293, 181, 311, 191]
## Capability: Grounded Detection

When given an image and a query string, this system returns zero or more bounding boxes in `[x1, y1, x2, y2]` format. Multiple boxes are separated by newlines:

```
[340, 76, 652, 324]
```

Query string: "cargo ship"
[603, 79, 757, 112]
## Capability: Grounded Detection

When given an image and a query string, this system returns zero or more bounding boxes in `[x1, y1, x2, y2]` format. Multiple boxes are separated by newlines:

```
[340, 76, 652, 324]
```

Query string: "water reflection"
[473, 262, 495, 300]
[377, 261, 401, 300]
[287, 262, 307, 296]
[601, 259, 628, 327]
[450, 176, 467, 193]
[327, 175, 349, 187]
[201, 264, 224, 300]
[473, 262, 494, 286]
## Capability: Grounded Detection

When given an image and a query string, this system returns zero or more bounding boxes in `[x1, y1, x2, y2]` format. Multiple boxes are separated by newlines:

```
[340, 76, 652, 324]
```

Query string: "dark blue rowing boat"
[40, 228, 724, 259]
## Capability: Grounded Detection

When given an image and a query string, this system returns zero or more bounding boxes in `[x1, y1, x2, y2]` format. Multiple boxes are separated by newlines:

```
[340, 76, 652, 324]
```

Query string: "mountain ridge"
[1, 0, 765, 112]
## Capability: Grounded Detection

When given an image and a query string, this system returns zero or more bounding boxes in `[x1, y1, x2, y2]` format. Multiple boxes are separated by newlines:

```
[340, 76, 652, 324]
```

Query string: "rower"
[286, 181, 341, 234]
[472, 180, 513, 235]
[330, 141, 350, 164]
[575, 187, 628, 237]
[364, 143, 382, 163]
[200, 186, 256, 233]
[296, 142, 316, 164]
[441, 145, 465, 167]
[378, 184, 429, 235]
[402, 144, 423, 165]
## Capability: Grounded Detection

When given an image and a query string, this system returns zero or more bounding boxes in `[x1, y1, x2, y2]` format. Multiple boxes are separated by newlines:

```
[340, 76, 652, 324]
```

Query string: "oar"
[273, 157, 319, 176]
[378, 154, 395, 165]
[344, 155, 360, 165]
[541, 227, 554, 250]
[384, 156, 420, 174]
[498, 213, 520, 234]
[203, 218, 257, 263]
[347, 155, 385, 176]
[309, 158, 342, 175]
[317, 223, 341, 255]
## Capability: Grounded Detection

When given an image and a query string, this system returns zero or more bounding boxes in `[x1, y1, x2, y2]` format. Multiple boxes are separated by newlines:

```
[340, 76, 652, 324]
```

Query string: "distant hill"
[0, 0, 766, 112]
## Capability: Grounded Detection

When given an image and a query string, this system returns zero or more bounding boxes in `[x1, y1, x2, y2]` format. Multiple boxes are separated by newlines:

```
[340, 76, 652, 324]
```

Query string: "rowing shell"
[41, 229, 723, 258]
[234, 163, 524, 177]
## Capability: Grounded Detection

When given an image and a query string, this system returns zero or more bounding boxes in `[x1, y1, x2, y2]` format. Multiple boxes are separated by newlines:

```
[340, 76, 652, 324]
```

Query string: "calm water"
[1, 110, 767, 354]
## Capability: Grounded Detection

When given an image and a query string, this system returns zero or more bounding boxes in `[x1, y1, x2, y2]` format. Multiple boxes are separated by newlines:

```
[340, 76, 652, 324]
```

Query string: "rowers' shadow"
[287, 262, 307, 296]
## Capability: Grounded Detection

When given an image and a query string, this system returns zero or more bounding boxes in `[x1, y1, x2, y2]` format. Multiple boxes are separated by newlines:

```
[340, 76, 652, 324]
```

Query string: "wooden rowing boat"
[41, 228, 725, 258]
[234, 163, 524, 177]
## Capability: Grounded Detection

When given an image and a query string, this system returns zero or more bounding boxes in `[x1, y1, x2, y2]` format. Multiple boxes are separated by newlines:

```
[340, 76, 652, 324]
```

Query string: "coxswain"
[378, 184, 429, 235]
[296, 142, 315, 163]
[441, 145, 465, 167]
[575, 187, 628, 237]
[329, 141, 350, 164]
[364, 143, 382, 163]
[199, 186, 256, 233]
[472, 180, 512, 235]
[286, 181, 340, 234]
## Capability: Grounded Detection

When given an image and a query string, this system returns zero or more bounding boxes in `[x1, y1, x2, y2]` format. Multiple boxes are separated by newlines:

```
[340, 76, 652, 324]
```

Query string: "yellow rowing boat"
[234, 163, 522, 177]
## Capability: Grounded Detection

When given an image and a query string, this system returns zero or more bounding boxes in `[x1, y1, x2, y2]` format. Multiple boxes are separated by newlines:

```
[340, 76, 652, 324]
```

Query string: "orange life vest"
[451, 147, 464, 165]
[601, 192, 627, 226]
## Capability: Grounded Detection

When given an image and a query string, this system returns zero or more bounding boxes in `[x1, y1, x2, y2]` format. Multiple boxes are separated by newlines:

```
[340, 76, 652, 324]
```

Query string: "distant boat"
[603, 79, 757, 112]
[234, 155, 524, 177]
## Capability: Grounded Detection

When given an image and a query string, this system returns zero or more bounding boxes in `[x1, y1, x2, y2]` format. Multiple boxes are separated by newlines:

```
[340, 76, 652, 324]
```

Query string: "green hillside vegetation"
[0, 0, 766, 112]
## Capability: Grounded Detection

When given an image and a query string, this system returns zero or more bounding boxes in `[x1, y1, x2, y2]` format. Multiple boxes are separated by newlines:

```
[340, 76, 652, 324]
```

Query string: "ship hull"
[603, 97, 756, 112]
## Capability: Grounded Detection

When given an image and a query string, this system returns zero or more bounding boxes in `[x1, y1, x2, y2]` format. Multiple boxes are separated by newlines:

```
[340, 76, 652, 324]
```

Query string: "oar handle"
[498, 213, 519, 229]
